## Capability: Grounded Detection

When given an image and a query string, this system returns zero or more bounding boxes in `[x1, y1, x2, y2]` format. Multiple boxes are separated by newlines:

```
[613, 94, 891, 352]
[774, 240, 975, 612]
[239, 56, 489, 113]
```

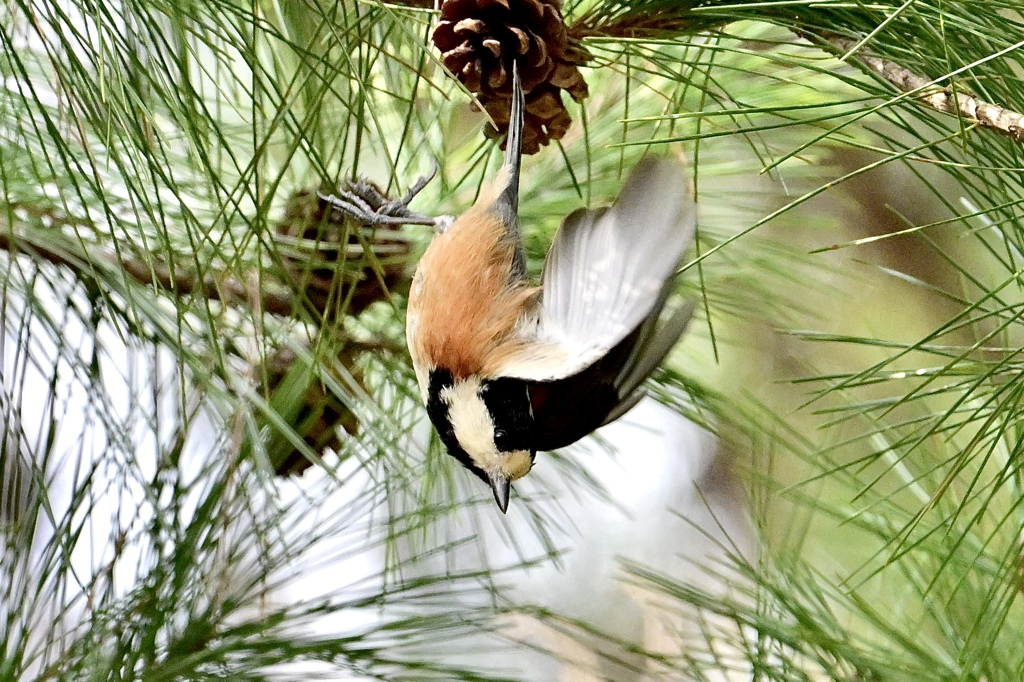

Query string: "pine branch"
[0, 224, 299, 316]
[820, 33, 1024, 143]
[0, 172, 441, 321]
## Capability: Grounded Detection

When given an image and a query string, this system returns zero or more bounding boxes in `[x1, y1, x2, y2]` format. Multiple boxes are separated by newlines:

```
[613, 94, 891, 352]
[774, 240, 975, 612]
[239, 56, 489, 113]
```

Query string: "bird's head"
[426, 369, 535, 512]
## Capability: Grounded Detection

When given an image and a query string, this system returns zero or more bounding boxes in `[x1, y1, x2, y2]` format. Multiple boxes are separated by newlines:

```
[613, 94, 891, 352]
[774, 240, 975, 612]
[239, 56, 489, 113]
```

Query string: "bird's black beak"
[489, 475, 511, 514]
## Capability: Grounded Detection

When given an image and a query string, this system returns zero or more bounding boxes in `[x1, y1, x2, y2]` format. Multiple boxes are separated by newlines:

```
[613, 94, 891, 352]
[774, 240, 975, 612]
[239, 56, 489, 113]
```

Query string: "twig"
[822, 33, 1024, 143]
[0, 227, 301, 316]
[119, 257, 298, 316]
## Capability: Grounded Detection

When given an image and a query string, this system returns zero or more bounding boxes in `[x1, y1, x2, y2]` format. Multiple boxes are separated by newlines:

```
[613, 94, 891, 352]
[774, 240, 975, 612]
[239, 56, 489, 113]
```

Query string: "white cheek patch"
[441, 378, 502, 471]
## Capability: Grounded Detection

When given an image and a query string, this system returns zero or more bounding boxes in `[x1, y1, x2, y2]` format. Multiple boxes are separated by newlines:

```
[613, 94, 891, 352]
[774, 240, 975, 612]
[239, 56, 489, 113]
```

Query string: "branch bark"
[0, 226, 299, 316]
[0, 172, 436, 321]
[823, 33, 1024, 143]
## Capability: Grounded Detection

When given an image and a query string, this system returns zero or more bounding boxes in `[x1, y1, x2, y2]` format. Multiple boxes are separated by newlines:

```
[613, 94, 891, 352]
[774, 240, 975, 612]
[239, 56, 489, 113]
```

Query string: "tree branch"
[822, 33, 1024, 143]
[0, 225, 299, 316]
[118, 256, 298, 316]
[0, 169, 441, 321]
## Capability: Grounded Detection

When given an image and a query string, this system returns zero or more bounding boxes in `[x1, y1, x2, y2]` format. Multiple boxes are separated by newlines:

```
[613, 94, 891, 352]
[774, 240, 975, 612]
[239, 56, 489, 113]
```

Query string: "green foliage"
[4, 0, 1024, 679]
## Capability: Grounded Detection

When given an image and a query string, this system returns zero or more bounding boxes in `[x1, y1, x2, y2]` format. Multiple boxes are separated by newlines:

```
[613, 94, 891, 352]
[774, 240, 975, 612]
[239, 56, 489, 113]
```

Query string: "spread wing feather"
[539, 157, 694, 372]
[494, 156, 698, 450]
[499, 156, 697, 382]
[528, 298, 697, 451]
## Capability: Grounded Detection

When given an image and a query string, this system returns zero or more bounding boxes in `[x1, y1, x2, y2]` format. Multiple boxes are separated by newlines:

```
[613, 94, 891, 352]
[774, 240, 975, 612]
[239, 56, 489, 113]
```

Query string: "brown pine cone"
[432, 0, 589, 153]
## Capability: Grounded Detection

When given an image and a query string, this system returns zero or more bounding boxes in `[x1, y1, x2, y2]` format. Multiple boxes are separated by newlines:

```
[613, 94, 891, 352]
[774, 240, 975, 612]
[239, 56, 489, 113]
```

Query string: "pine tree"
[3, 1, 1024, 679]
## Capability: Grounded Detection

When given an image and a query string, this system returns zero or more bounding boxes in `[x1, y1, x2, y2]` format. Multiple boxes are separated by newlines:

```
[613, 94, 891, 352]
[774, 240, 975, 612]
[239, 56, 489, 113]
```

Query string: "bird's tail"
[494, 60, 523, 224]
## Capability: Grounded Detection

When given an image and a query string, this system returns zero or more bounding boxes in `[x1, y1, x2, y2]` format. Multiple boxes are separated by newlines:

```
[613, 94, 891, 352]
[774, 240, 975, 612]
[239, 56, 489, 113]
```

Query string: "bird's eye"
[493, 429, 508, 446]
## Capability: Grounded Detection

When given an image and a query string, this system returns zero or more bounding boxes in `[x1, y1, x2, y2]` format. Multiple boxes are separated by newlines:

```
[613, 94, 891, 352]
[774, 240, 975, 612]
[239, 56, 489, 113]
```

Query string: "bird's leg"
[318, 186, 436, 227]
[318, 163, 453, 232]
[380, 163, 436, 216]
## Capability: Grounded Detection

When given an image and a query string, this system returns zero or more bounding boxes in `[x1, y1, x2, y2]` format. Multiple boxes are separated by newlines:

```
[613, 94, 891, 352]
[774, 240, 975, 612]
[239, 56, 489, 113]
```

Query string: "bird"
[406, 62, 698, 513]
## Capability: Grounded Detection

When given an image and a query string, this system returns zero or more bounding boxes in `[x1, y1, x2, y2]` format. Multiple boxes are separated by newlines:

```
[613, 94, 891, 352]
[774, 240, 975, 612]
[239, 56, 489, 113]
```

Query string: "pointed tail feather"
[494, 61, 523, 226]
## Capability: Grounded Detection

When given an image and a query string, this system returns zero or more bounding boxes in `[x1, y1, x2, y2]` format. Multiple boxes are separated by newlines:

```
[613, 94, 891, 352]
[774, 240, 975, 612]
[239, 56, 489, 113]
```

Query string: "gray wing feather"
[533, 156, 696, 377]
[599, 387, 646, 428]
[599, 298, 697, 426]
[614, 298, 697, 396]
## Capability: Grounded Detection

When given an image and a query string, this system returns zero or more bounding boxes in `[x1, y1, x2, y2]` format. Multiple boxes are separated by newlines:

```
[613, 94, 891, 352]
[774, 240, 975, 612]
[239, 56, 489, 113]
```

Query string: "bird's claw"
[383, 162, 438, 215]
[318, 163, 441, 228]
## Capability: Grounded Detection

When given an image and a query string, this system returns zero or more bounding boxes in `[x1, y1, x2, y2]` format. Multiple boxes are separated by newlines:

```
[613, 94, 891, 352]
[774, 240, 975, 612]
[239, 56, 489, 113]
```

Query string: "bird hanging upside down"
[406, 62, 698, 512]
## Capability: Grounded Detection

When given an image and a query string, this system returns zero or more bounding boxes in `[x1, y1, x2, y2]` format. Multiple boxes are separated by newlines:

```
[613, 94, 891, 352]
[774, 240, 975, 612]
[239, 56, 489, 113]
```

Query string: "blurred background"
[3, 1, 1024, 680]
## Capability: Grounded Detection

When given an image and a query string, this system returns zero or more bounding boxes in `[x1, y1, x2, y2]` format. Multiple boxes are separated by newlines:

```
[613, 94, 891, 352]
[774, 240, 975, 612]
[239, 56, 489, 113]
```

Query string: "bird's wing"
[525, 297, 697, 451]
[495, 156, 697, 382]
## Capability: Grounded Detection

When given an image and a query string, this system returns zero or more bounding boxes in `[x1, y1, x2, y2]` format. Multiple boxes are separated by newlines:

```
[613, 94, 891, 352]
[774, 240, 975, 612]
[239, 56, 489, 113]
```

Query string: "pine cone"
[274, 188, 410, 321]
[432, 0, 589, 154]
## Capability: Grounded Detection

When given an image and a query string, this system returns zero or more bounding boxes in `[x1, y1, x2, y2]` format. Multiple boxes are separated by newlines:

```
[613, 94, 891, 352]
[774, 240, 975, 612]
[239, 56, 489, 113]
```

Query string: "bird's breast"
[407, 208, 538, 386]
